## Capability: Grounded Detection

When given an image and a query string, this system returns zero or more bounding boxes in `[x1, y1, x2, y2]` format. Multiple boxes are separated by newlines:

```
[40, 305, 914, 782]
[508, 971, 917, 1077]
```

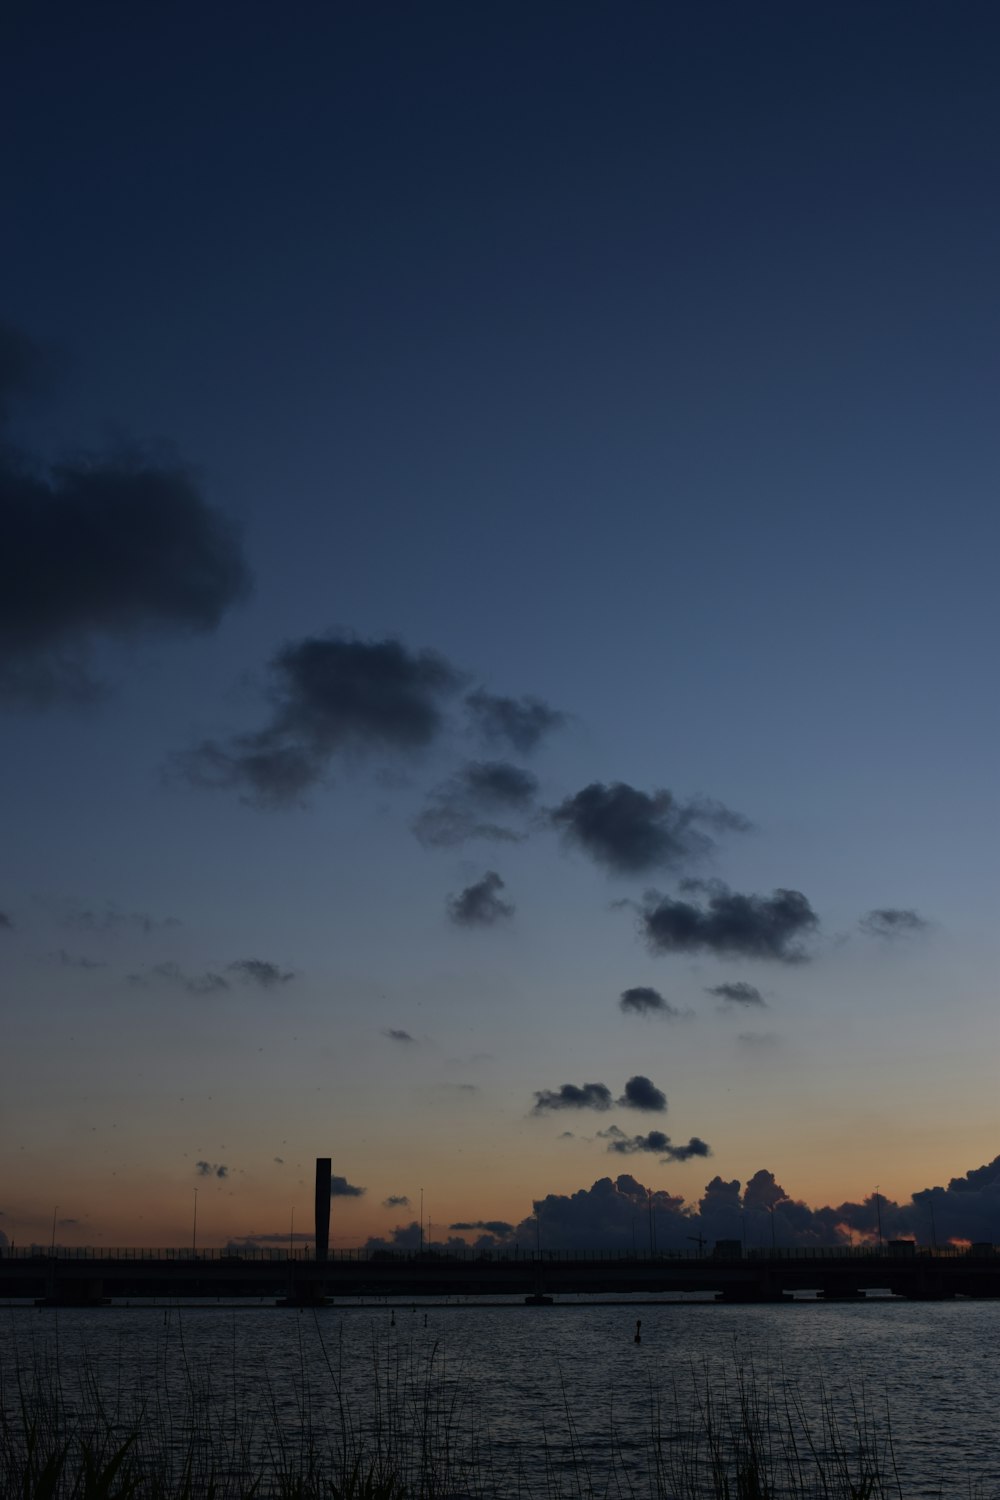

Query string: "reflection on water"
[2, 1300, 999, 1497]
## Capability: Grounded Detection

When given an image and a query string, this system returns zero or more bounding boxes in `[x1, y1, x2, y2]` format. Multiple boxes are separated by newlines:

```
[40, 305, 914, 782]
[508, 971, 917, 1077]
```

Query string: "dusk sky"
[3, 2, 1000, 1252]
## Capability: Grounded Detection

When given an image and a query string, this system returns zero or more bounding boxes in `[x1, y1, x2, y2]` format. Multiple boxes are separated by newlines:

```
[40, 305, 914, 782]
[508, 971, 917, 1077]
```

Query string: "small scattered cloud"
[532, 1082, 612, 1114]
[331, 1175, 365, 1198]
[465, 689, 566, 753]
[0, 911, 13, 931]
[414, 760, 538, 848]
[176, 634, 464, 806]
[550, 782, 750, 875]
[617, 1075, 667, 1112]
[383, 1194, 410, 1208]
[383, 1028, 415, 1044]
[642, 883, 818, 962]
[196, 1161, 228, 1179]
[607, 1132, 711, 1161]
[449, 1219, 514, 1235]
[707, 981, 765, 1006]
[619, 985, 679, 1018]
[227, 958, 295, 988]
[447, 871, 514, 927]
[859, 908, 929, 939]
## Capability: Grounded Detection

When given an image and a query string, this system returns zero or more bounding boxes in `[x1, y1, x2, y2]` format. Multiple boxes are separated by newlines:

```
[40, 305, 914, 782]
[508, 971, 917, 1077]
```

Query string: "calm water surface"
[3, 1299, 998, 1497]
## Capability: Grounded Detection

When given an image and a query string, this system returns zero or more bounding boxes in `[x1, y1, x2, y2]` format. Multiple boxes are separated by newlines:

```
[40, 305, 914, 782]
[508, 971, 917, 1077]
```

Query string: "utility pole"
[419, 1187, 424, 1254]
[192, 1190, 198, 1255]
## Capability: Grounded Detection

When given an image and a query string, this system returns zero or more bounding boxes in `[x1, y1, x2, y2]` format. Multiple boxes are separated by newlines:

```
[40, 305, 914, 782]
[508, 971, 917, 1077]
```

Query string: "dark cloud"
[177, 634, 464, 806]
[447, 871, 514, 927]
[859, 908, 929, 938]
[0, 912, 12, 930]
[149, 961, 229, 995]
[707, 981, 765, 1006]
[642, 884, 818, 962]
[331, 1175, 365, 1198]
[449, 1219, 514, 1236]
[383, 1194, 410, 1208]
[465, 689, 566, 753]
[383, 1028, 415, 1043]
[532, 1082, 613, 1114]
[414, 760, 538, 848]
[0, 437, 251, 706]
[618, 985, 679, 1018]
[550, 783, 750, 875]
[606, 1131, 711, 1161]
[617, 1075, 667, 1112]
[196, 1161, 228, 1179]
[227, 958, 295, 988]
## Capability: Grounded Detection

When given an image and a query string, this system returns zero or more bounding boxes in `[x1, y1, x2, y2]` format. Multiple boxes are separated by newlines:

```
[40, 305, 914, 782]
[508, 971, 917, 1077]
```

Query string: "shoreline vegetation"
[0, 1318, 987, 1500]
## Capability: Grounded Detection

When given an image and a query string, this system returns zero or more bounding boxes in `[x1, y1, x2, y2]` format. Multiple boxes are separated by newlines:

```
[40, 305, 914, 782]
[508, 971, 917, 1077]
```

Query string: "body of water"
[2, 1298, 998, 1497]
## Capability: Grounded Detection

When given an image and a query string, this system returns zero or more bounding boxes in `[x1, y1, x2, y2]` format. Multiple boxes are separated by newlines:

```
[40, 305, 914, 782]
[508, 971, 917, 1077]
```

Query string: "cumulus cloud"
[383, 1195, 410, 1208]
[0, 322, 250, 707]
[414, 760, 538, 847]
[465, 689, 566, 753]
[550, 782, 750, 875]
[178, 634, 464, 806]
[532, 1082, 612, 1114]
[707, 981, 765, 1006]
[331, 1175, 365, 1198]
[618, 985, 679, 1018]
[447, 871, 514, 927]
[196, 1161, 228, 1179]
[642, 884, 818, 962]
[859, 908, 929, 938]
[359, 1155, 1000, 1255]
[604, 1129, 710, 1161]
[383, 1028, 415, 1043]
[617, 1075, 667, 1112]
[227, 958, 295, 988]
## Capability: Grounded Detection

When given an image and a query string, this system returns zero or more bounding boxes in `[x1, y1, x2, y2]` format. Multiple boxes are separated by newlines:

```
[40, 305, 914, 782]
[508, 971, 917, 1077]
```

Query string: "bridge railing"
[1, 1243, 995, 1264]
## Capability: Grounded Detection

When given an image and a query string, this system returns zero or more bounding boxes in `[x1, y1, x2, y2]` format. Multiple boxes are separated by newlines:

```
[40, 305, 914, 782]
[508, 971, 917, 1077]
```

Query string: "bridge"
[2, 1242, 998, 1306]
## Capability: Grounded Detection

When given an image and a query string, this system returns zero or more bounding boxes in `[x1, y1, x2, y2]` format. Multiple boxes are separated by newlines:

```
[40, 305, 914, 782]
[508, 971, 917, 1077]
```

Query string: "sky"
[2, 1, 1000, 1253]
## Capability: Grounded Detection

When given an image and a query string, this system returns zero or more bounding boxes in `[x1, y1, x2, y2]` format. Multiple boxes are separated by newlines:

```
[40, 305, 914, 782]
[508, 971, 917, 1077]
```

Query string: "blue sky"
[2, 1, 999, 1250]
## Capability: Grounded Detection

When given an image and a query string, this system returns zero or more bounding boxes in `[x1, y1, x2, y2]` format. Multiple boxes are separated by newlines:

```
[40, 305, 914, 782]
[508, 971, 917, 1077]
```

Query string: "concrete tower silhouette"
[315, 1157, 331, 1262]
